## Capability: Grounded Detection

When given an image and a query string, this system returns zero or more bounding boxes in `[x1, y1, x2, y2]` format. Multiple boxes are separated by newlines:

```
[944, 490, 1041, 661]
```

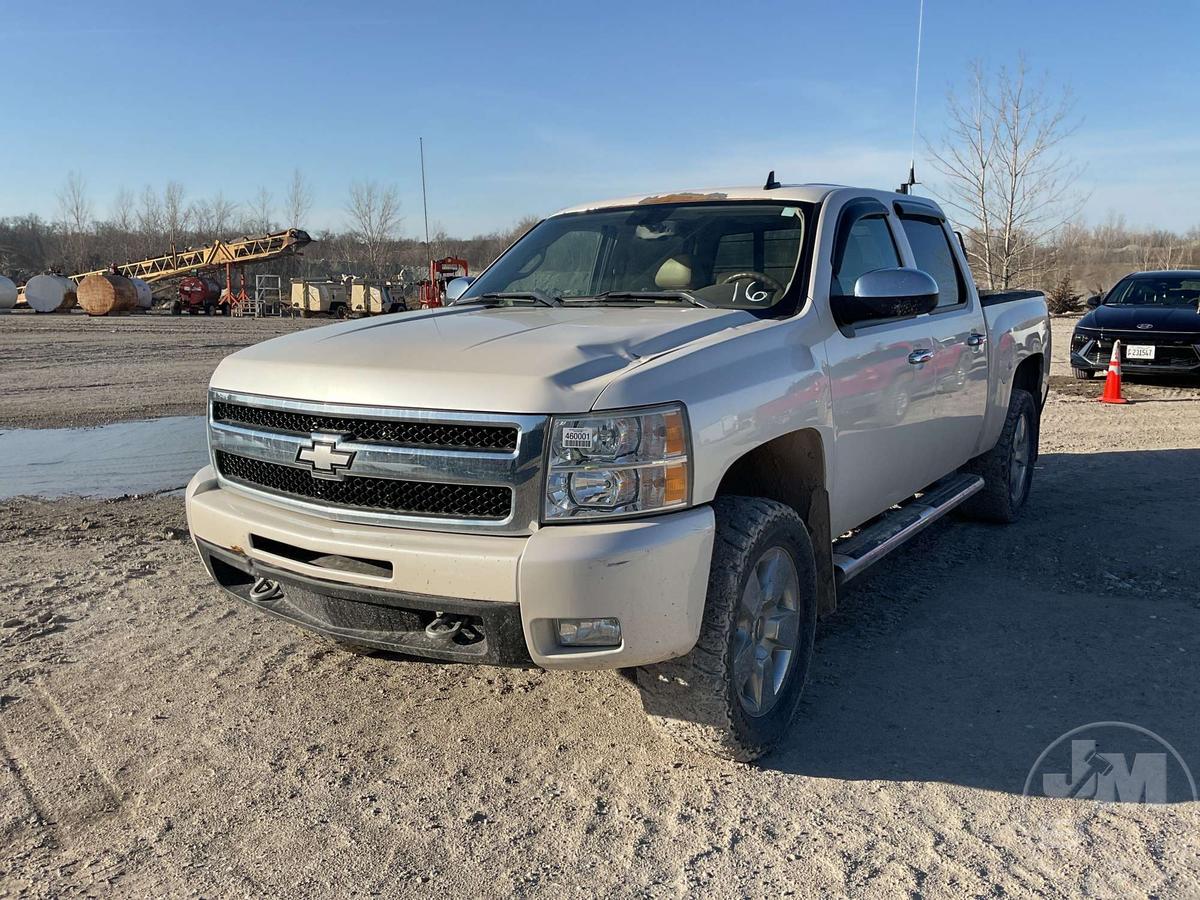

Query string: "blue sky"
[2, 0, 1198, 236]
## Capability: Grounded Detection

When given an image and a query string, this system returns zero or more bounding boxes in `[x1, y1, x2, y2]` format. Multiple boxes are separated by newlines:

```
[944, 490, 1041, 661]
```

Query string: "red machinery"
[175, 275, 223, 315]
[418, 257, 469, 309]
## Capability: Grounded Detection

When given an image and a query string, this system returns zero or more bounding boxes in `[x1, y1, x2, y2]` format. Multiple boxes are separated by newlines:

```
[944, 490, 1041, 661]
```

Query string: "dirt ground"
[2, 312, 1199, 898]
[0, 313, 323, 430]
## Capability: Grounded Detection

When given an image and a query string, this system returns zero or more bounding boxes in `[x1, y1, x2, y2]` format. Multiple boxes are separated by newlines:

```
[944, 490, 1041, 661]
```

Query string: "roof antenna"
[763, 170, 781, 190]
[898, 0, 924, 195]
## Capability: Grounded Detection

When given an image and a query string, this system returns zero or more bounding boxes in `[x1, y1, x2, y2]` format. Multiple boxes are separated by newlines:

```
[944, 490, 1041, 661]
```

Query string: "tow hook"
[249, 577, 283, 602]
[425, 614, 481, 644]
[425, 614, 465, 641]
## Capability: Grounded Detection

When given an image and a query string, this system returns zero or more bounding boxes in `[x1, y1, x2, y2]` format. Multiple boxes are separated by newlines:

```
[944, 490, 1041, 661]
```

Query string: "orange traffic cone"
[1099, 340, 1128, 404]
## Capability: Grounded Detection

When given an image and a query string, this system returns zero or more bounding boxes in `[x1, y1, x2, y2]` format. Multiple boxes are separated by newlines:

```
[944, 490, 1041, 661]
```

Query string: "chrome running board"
[832, 473, 985, 587]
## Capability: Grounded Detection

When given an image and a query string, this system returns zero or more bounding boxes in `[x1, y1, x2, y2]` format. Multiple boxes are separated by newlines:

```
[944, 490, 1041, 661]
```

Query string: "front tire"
[1073, 367, 1095, 380]
[636, 497, 817, 762]
[958, 388, 1037, 523]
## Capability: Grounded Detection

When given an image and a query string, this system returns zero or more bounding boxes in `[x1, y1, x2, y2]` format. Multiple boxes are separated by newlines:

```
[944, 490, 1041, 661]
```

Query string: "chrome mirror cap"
[832, 268, 939, 327]
[445, 276, 476, 303]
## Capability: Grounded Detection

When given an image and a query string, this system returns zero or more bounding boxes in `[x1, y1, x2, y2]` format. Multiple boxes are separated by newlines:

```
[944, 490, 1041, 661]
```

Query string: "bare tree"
[56, 171, 93, 272]
[108, 186, 137, 262]
[162, 181, 191, 249]
[191, 192, 238, 241]
[345, 181, 402, 276]
[137, 185, 162, 232]
[284, 169, 312, 228]
[246, 187, 275, 233]
[110, 187, 135, 232]
[929, 60, 1084, 289]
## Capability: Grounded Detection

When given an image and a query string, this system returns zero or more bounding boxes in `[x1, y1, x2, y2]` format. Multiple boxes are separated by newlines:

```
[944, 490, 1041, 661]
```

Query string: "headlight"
[544, 403, 690, 521]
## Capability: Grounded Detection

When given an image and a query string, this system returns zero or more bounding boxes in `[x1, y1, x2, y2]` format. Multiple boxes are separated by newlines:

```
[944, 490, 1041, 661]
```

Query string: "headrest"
[655, 255, 694, 290]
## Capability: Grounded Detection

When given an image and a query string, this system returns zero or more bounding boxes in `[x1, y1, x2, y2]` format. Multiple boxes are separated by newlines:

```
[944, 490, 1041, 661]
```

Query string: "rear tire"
[171, 301, 182, 315]
[1073, 367, 1095, 380]
[636, 497, 817, 762]
[958, 388, 1037, 524]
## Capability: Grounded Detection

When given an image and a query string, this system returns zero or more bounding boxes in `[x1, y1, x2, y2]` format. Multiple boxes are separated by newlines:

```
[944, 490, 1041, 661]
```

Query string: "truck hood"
[211, 305, 756, 413]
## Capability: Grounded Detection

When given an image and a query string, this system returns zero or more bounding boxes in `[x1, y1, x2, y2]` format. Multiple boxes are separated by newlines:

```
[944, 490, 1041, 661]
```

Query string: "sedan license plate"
[1125, 344, 1155, 360]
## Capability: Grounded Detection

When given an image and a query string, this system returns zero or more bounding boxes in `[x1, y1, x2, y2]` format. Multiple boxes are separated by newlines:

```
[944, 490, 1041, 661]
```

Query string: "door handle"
[907, 348, 934, 365]
[967, 332, 987, 348]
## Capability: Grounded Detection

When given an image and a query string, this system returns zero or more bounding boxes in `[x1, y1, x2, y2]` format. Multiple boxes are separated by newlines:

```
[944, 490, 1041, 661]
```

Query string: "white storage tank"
[130, 277, 154, 310]
[25, 274, 78, 313]
[0, 275, 16, 311]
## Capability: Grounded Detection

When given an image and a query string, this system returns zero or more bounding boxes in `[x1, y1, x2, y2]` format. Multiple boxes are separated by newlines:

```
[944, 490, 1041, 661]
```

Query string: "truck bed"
[979, 289, 1044, 308]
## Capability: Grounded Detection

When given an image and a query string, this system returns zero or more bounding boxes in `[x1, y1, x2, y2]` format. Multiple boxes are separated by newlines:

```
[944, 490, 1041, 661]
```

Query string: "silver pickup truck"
[186, 183, 1050, 760]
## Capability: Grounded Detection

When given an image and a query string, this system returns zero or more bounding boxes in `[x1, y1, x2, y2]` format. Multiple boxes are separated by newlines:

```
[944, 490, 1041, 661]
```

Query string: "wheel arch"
[713, 428, 836, 615]
[1013, 351, 1046, 409]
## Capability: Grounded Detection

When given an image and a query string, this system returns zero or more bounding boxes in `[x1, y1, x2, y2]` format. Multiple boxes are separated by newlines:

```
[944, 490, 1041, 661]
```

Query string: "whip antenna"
[899, 0, 924, 194]
[419, 136, 431, 247]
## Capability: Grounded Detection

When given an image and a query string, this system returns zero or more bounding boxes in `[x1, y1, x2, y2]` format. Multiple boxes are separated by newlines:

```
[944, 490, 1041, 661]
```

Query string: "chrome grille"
[215, 451, 513, 519]
[211, 401, 518, 451]
[208, 390, 546, 533]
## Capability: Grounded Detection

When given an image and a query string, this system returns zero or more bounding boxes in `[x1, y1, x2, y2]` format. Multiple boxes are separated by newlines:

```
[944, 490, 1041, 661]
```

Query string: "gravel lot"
[2, 311, 1199, 897]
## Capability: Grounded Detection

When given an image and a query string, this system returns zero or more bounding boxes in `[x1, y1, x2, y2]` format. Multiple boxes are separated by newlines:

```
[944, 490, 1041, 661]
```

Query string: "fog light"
[556, 617, 622, 647]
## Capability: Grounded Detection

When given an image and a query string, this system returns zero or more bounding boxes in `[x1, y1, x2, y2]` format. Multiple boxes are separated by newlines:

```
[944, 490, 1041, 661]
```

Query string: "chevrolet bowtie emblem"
[296, 434, 355, 480]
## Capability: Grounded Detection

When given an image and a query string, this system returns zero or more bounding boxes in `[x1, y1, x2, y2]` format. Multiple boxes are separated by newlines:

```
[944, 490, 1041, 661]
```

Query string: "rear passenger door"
[895, 205, 989, 468]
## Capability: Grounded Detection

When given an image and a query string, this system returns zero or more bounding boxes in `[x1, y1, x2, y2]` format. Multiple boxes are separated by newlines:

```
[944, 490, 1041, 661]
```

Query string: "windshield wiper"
[455, 290, 562, 308]
[574, 290, 711, 308]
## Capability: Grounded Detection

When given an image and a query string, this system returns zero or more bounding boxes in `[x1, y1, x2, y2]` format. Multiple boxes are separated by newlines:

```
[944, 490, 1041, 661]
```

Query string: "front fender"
[592, 315, 833, 505]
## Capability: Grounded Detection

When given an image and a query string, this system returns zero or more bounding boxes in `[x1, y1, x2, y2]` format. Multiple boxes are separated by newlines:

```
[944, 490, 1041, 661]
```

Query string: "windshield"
[462, 201, 810, 312]
[1104, 275, 1200, 308]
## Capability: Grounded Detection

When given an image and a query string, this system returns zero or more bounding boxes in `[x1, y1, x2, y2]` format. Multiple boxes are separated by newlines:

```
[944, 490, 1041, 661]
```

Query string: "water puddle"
[0, 416, 208, 499]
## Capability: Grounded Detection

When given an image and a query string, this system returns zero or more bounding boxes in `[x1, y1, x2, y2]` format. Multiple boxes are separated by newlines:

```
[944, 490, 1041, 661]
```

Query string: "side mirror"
[1086, 294, 1102, 308]
[831, 268, 939, 327]
[444, 276, 475, 303]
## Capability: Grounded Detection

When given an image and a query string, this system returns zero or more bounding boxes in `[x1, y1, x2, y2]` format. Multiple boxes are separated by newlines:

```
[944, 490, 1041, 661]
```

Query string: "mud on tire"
[635, 496, 817, 762]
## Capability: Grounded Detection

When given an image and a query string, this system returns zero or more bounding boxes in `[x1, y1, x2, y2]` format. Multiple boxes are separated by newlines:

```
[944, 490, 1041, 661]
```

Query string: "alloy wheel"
[733, 547, 801, 717]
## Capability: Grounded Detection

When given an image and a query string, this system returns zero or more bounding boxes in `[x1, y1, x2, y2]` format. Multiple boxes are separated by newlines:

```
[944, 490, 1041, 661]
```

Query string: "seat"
[655, 255, 695, 290]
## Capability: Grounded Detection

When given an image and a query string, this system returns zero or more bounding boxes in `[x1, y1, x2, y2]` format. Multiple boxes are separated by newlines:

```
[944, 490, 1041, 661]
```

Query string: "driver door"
[823, 199, 940, 533]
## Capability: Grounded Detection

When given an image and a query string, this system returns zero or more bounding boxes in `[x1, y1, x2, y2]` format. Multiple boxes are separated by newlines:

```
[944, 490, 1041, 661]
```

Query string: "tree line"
[0, 169, 537, 289]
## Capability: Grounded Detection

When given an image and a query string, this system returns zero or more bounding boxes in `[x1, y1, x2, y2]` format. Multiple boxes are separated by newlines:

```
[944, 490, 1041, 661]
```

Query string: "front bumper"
[185, 466, 715, 670]
[1071, 338, 1200, 375]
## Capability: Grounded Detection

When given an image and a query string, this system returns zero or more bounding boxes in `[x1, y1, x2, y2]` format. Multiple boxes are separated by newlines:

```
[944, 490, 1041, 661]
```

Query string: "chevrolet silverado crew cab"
[186, 183, 1050, 761]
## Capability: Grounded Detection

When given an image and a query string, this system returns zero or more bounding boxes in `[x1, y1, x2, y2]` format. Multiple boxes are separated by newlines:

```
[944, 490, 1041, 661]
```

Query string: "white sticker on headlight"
[561, 427, 595, 450]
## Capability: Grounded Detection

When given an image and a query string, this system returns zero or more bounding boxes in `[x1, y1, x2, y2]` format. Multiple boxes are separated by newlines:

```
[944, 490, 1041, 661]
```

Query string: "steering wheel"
[719, 271, 784, 303]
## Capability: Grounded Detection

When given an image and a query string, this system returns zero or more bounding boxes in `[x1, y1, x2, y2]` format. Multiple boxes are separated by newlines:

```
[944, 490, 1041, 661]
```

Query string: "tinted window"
[900, 217, 962, 308]
[713, 228, 804, 288]
[832, 216, 900, 295]
[1105, 275, 1200, 307]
